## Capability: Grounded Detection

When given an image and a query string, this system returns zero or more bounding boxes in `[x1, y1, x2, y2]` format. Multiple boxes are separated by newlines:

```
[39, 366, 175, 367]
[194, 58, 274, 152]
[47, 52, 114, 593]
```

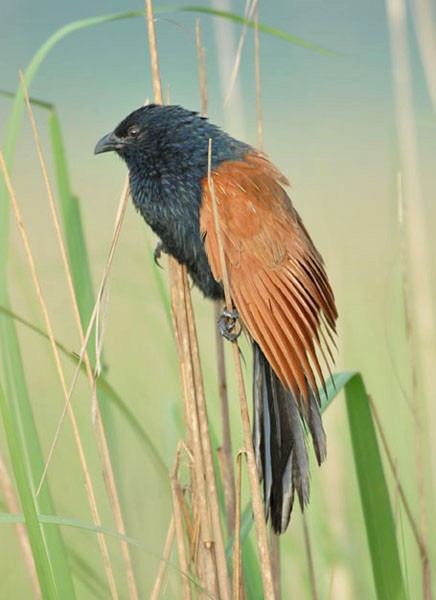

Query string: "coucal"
[95, 104, 337, 533]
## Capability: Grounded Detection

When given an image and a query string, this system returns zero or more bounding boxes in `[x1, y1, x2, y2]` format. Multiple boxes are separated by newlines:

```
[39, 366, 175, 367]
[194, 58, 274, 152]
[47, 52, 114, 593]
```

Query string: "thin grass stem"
[0, 150, 119, 599]
[20, 73, 140, 599]
[254, 2, 263, 151]
[223, 0, 257, 107]
[368, 394, 431, 596]
[270, 531, 281, 600]
[0, 452, 40, 598]
[196, 16, 236, 541]
[170, 446, 192, 600]
[302, 513, 318, 600]
[386, 12, 434, 598]
[232, 450, 244, 599]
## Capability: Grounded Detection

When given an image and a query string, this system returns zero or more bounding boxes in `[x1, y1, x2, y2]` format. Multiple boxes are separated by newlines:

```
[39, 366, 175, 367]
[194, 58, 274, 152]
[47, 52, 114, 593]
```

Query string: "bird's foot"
[154, 240, 167, 268]
[218, 308, 241, 342]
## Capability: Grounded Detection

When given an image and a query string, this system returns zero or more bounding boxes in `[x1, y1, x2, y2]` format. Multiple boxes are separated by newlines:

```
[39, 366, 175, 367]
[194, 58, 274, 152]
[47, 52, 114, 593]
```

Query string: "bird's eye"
[127, 125, 140, 138]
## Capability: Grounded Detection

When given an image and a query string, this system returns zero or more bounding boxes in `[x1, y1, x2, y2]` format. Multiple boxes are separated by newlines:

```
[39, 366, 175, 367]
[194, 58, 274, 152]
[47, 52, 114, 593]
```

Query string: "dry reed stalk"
[169, 259, 220, 597]
[411, 0, 436, 110]
[207, 140, 276, 598]
[145, 3, 232, 597]
[327, 563, 336, 600]
[368, 393, 432, 596]
[254, 2, 264, 151]
[223, 0, 258, 107]
[252, 12, 281, 597]
[145, 0, 163, 105]
[196, 21, 208, 117]
[0, 452, 41, 598]
[150, 515, 176, 600]
[269, 532, 281, 600]
[38, 177, 130, 483]
[386, 10, 434, 600]
[170, 446, 192, 600]
[216, 444, 236, 537]
[197, 18, 236, 540]
[0, 150, 120, 599]
[185, 283, 232, 598]
[19, 75, 140, 599]
[190, 513, 201, 567]
[232, 450, 244, 599]
[396, 171, 432, 599]
[302, 513, 318, 600]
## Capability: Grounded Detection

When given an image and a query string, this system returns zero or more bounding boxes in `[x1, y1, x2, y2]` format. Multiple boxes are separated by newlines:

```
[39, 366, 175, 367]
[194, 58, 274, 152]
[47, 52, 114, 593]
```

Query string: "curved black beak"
[94, 131, 123, 155]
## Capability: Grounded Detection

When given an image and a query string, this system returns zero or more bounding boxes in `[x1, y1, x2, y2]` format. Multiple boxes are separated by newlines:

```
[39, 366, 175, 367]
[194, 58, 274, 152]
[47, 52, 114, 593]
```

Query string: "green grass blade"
[143, 234, 173, 335]
[226, 371, 406, 600]
[168, 5, 341, 56]
[0, 321, 75, 597]
[48, 111, 97, 365]
[0, 304, 169, 480]
[319, 370, 357, 413]
[345, 374, 406, 600]
[0, 512, 212, 594]
[0, 383, 58, 598]
[68, 549, 108, 600]
[0, 89, 54, 110]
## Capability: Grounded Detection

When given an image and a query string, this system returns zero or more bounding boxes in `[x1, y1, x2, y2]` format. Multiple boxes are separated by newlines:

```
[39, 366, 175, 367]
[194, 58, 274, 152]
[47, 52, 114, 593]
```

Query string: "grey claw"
[218, 308, 241, 342]
[154, 241, 166, 268]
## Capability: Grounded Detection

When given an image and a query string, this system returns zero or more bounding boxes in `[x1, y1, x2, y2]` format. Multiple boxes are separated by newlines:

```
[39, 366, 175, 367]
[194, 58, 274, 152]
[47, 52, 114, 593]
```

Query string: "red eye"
[128, 125, 140, 138]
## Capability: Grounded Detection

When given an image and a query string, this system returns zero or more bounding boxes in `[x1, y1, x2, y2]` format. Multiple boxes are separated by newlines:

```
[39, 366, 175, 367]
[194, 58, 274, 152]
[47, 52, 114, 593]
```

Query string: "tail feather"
[308, 386, 327, 465]
[253, 341, 326, 533]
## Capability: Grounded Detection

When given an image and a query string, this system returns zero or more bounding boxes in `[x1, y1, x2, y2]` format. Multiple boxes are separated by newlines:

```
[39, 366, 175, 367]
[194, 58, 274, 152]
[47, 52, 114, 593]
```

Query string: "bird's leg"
[153, 240, 168, 268]
[218, 307, 242, 342]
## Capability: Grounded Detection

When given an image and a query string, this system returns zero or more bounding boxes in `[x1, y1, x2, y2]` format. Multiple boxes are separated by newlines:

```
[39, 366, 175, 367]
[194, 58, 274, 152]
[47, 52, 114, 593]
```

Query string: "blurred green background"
[1, 0, 435, 597]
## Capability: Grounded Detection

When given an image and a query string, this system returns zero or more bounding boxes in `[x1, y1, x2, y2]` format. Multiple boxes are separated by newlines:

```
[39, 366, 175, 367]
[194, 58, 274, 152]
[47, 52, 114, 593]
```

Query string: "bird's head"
[94, 104, 249, 178]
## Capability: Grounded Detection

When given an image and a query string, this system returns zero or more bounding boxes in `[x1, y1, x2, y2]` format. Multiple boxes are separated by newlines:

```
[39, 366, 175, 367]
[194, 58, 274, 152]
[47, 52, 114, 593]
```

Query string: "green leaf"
[225, 371, 406, 600]
[48, 111, 97, 366]
[0, 512, 211, 595]
[0, 383, 59, 598]
[0, 304, 169, 481]
[345, 373, 406, 600]
[165, 5, 341, 56]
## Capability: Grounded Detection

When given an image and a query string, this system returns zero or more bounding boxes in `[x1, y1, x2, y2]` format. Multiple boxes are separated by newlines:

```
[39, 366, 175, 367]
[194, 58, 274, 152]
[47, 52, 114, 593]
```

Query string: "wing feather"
[200, 152, 337, 410]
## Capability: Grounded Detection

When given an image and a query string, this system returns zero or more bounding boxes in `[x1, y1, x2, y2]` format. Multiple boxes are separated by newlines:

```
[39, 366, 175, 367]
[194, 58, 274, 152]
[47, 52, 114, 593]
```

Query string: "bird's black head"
[94, 104, 249, 179]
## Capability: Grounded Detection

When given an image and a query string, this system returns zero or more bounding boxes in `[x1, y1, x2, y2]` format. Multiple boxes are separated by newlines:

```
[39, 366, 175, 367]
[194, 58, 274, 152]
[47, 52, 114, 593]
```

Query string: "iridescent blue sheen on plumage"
[113, 104, 251, 299]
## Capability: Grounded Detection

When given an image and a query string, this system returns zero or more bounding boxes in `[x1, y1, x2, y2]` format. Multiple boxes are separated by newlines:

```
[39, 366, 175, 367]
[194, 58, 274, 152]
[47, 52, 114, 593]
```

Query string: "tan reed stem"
[169, 260, 220, 597]
[254, 2, 264, 151]
[150, 516, 176, 600]
[207, 139, 276, 598]
[302, 513, 318, 600]
[232, 450, 244, 599]
[170, 445, 192, 600]
[185, 276, 232, 598]
[397, 168, 432, 599]
[196, 16, 236, 540]
[368, 393, 431, 596]
[270, 531, 281, 600]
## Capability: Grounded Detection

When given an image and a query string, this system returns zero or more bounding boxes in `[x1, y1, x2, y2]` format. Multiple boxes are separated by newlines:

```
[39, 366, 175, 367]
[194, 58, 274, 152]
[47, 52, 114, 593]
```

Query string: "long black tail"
[252, 341, 326, 533]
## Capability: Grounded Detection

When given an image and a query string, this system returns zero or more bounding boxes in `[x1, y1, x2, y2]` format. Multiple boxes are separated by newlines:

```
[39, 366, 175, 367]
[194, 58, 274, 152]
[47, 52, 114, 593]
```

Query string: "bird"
[95, 104, 337, 533]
